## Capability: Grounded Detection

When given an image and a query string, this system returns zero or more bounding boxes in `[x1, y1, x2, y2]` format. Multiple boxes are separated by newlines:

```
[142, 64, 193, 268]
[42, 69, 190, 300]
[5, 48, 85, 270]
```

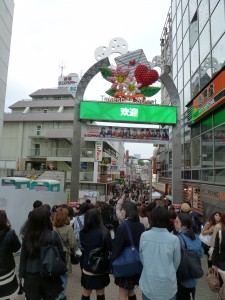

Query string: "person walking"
[80, 208, 112, 300]
[111, 201, 145, 300]
[212, 211, 225, 299]
[139, 206, 181, 300]
[73, 203, 90, 269]
[19, 205, 64, 300]
[52, 207, 78, 300]
[200, 211, 221, 268]
[0, 210, 21, 299]
[175, 212, 203, 300]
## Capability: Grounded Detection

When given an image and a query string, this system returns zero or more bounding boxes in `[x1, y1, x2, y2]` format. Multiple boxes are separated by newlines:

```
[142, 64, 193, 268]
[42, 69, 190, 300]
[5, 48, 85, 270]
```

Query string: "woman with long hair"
[111, 201, 145, 300]
[139, 206, 180, 300]
[212, 211, 225, 299]
[0, 210, 21, 299]
[19, 205, 64, 300]
[52, 207, 78, 300]
[80, 208, 112, 300]
[200, 211, 221, 267]
[175, 212, 203, 300]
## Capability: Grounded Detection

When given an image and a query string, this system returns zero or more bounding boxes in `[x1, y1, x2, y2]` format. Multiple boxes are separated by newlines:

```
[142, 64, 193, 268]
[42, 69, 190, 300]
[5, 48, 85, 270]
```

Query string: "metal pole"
[149, 160, 152, 202]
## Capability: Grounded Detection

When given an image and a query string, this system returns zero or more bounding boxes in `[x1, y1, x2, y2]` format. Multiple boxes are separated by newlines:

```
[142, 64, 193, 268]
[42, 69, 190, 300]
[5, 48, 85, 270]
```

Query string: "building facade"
[157, 0, 225, 217]
[0, 0, 14, 136]
[1, 88, 124, 198]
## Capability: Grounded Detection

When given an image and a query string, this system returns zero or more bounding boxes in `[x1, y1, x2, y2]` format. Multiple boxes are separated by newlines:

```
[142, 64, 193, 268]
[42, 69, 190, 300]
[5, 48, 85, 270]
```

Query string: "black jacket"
[19, 230, 64, 278]
[0, 229, 21, 276]
[80, 227, 112, 273]
[212, 230, 225, 270]
[111, 219, 145, 262]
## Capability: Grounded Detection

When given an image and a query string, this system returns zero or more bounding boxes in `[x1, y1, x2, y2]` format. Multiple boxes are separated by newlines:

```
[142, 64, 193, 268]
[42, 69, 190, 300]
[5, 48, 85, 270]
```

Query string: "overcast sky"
[6, 0, 171, 158]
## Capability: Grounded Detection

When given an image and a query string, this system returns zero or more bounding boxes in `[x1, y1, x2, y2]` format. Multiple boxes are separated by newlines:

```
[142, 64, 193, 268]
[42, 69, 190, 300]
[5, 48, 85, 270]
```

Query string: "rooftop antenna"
[59, 59, 66, 76]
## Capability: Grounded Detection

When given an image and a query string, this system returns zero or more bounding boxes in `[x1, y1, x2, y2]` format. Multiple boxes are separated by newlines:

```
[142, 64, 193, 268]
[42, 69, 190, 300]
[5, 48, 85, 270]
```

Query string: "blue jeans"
[59, 274, 68, 299]
[142, 292, 176, 300]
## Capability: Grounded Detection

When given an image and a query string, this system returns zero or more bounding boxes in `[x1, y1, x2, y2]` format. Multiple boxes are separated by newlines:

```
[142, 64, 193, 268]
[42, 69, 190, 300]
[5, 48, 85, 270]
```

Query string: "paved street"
[14, 254, 221, 300]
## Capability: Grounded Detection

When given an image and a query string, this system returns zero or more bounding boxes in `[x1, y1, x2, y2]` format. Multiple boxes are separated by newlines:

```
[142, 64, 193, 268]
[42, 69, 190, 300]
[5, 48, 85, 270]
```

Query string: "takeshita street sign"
[80, 101, 177, 125]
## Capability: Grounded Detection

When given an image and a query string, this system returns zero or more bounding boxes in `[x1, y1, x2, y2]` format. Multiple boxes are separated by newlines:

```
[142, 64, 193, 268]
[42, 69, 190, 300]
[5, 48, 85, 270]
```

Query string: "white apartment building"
[1, 87, 124, 196]
[0, 0, 14, 136]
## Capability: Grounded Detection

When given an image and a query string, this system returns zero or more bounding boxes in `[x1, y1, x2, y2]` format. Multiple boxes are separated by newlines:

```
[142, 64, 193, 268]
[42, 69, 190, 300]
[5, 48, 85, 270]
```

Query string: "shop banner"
[95, 142, 103, 161]
[81, 125, 169, 144]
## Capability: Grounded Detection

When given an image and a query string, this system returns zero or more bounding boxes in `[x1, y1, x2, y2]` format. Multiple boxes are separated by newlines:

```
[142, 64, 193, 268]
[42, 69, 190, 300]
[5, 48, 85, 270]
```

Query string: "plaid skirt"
[114, 274, 140, 289]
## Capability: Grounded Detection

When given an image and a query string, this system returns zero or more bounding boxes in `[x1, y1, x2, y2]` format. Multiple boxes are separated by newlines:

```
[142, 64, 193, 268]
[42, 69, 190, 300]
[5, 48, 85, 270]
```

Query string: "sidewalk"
[15, 255, 220, 300]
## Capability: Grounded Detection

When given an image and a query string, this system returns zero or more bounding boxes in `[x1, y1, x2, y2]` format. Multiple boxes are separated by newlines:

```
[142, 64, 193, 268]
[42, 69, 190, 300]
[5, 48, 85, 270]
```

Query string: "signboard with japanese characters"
[95, 142, 103, 162]
[80, 101, 176, 125]
[81, 125, 169, 144]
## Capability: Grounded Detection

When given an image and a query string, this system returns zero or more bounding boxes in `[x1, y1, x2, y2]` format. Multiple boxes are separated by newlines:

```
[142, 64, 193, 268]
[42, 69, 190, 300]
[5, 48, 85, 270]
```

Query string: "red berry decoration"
[129, 60, 136, 66]
[134, 64, 159, 87]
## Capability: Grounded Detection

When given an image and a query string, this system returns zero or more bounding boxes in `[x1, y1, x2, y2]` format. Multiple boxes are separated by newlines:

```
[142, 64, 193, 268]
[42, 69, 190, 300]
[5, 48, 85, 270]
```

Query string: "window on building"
[182, 5, 189, 35]
[199, 22, 210, 64]
[191, 71, 200, 98]
[184, 142, 191, 169]
[53, 97, 62, 100]
[214, 125, 225, 167]
[34, 144, 40, 156]
[43, 108, 48, 113]
[36, 125, 42, 136]
[212, 33, 225, 73]
[189, 11, 198, 49]
[183, 30, 190, 61]
[201, 169, 213, 182]
[201, 130, 213, 168]
[198, 0, 209, 34]
[199, 56, 212, 90]
[191, 138, 200, 166]
[211, 0, 225, 47]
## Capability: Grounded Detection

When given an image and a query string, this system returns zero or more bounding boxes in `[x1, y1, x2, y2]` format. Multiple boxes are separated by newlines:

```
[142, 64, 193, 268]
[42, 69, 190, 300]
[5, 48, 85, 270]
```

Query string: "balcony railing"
[28, 148, 72, 157]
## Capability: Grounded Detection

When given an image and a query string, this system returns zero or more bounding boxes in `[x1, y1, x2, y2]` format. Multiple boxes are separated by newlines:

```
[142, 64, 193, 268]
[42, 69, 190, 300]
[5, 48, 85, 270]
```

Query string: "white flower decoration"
[123, 77, 141, 95]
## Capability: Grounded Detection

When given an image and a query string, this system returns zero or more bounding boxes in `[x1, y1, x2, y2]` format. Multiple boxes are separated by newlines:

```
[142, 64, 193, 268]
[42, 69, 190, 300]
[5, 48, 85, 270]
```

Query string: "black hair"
[33, 200, 43, 209]
[122, 202, 139, 221]
[78, 203, 90, 215]
[21, 206, 53, 258]
[0, 210, 10, 231]
[150, 206, 170, 228]
[208, 211, 221, 226]
[177, 212, 196, 240]
[67, 206, 75, 219]
[81, 208, 106, 234]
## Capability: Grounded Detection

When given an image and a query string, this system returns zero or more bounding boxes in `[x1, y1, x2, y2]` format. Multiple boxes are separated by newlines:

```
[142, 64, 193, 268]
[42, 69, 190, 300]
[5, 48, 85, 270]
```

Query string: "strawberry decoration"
[134, 64, 159, 87]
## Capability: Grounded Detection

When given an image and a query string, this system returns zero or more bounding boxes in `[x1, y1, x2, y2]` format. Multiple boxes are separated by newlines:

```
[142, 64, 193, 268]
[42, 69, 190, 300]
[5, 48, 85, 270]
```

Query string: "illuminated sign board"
[80, 102, 177, 125]
[188, 68, 225, 125]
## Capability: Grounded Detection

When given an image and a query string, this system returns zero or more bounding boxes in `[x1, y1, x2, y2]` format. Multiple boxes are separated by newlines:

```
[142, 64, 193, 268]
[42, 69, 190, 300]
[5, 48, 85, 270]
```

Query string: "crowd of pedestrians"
[0, 191, 224, 300]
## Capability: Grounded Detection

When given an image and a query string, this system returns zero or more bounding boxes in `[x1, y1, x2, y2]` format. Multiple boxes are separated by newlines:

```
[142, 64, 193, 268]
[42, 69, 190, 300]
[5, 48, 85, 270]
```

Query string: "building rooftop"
[29, 88, 74, 98]
[9, 99, 75, 109]
[4, 112, 74, 122]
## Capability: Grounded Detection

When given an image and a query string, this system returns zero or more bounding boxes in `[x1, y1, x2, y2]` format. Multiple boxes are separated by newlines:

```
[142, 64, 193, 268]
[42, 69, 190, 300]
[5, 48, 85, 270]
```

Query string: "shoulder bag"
[177, 234, 203, 281]
[199, 233, 212, 246]
[40, 231, 68, 277]
[112, 221, 142, 277]
[88, 231, 111, 274]
[207, 268, 220, 293]
[56, 228, 81, 265]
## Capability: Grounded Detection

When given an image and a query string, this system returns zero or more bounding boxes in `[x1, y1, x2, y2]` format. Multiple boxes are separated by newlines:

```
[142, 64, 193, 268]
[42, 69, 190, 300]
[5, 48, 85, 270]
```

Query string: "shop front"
[201, 184, 225, 220]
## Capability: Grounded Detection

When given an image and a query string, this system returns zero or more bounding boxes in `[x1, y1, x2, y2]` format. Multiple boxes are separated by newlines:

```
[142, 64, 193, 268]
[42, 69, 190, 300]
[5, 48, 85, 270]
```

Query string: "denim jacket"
[139, 227, 181, 300]
[177, 230, 203, 288]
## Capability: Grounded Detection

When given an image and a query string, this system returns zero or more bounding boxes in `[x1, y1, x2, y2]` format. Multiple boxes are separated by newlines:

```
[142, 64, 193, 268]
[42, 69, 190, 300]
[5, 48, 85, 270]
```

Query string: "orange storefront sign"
[192, 68, 225, 122]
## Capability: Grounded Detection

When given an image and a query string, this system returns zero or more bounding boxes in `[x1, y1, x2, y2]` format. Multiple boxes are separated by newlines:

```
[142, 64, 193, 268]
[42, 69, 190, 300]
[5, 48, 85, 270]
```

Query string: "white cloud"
[6, 0, 171, 157]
